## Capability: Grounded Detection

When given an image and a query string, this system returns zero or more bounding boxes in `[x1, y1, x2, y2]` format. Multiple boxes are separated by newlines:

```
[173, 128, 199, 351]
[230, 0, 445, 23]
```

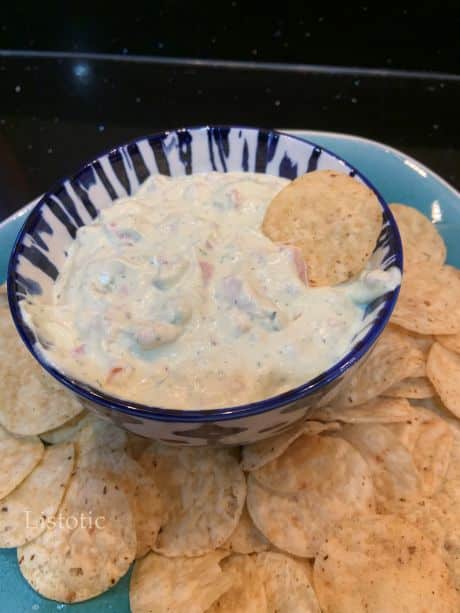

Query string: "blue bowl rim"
[7, 125, 403, 423]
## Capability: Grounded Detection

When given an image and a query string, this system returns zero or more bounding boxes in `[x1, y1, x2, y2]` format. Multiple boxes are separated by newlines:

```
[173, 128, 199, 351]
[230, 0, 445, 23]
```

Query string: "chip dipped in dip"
[22, 172, 400, 409]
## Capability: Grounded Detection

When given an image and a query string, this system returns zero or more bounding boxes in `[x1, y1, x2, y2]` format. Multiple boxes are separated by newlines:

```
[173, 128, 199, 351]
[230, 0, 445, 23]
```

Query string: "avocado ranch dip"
[22, 172, 400, 409]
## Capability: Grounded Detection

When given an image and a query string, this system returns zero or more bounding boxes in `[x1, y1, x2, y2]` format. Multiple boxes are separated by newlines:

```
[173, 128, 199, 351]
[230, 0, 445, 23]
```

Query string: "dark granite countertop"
[0, 51, 459, 221]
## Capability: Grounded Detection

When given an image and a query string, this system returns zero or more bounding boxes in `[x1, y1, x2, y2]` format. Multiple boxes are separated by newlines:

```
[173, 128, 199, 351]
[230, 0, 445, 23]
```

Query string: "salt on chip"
[427, 342, 460, 418]
[140, 443, 246, 557]
[308, 397, 417, 424]
[0, 306, 84, 435]
[252, 433, 374, 497]
[262, 170, 382, 286]
[222, 505, 269, 554]
[18, 469, 136, 603]
[255, 551, 321, 612]
[333, 326, 425, 407]
[247, 440, 375, 559]
[0, 425, 44, 499]
[130, 550, 232, 613]
[241, 421, 339, 471]
[313, 514, 459, 613]
[335, 423, 422, 511]
[391, 264, 460, 334]
[207, 554, 267, 612]
[389, 203, 446, 266]
[384, 377, 435, 399]
[0, 442, 74, 547]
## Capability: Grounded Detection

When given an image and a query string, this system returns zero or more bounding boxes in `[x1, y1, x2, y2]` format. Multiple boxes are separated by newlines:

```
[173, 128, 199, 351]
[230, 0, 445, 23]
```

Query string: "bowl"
[7, 126, 402, 446]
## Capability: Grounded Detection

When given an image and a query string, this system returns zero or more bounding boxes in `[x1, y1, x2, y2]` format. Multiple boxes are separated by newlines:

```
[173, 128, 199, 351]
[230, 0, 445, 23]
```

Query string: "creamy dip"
[24, 172, 400, 409]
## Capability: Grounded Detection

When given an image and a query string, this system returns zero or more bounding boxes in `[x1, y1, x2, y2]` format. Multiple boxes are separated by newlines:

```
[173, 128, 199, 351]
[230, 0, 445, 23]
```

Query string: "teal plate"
[0, 130, 459, 611]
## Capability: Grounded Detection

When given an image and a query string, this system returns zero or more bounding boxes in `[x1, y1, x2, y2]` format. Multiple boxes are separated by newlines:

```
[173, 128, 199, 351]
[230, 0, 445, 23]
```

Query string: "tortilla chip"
[384, 377, 435, 399]
[313, 514, 459, 613]
[252, 434, 374, 498]
[208, 554, 267, 612]
[241, 421, 339, 471]
[255, 551, 321, 612]
[0, 305, 84, 435]
[446, 419, 460, 481]
[222, 505, 269, 554]
[386, 409, 453, 496]
[75, 418, 128, 459]
[0, 442, 74, 547]
[389, 203, 446, 266]
[336, 423, 423, 511]
[391, 264, 460, 334]
[247, 436, 375, 558]
[78, 446, 164, 559]
[436, 332, 460, 355]
[140, 444, 246, 557]
[0, 425, 44, 499]
[125, 432, 151, 461]
[18, 469, 136, 603]
[333, 326, 425, 407]
[262, 170, 382, 286]
[397, 479, 460, 590]
[427, 342, 460, 418]
[308, 397, 417, 424]
[39, 411, 92, 444]
[130, 551, 232, 613]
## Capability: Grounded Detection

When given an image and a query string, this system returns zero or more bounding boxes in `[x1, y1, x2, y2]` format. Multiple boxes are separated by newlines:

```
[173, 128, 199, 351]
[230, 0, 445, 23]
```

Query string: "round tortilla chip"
[222, 505, 269, 554]
[74, 418, 128, 460]
[255, 551, 321, 612]
[78, 446, 164, 559]
[18, 469, 136, 603]
[125, 432, 151, 461]
[313, 514, 459, 613]
[130, 551, 232, 613]
[0, 425, 44, 499]
[208, 554, 267, 612]
[446, 419, 460, 481]
[140, 444, 246, 557]
[336, 423, 423, 511]
[262, 170, 382, 286]
[391, 264, 460, 335]
[383, 377, 435, 399]
[333, 326, 425, 407]
[389, 203, 446, 266]
[39, 411, 92, 444]
[0, 442, 74, 548]
[241, 421, 339, 471]
[252, 433, 374, 498]
[308, 397, 417, 424]
[0, 307, 84, 435]
[385, 409, 453, 496]
[427, 342, 460, 418]
[436, 332, 460, 355]
[397, 479, 460, 591]
[247, 446, 375, 559]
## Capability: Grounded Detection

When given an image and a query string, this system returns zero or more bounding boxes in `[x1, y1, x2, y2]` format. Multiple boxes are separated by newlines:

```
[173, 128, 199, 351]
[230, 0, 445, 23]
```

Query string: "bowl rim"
[7, 125, 403, 423]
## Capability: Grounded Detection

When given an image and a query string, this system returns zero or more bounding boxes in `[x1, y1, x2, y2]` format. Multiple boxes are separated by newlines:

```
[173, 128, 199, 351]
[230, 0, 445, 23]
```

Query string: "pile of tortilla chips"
[1, 192, 460, 611]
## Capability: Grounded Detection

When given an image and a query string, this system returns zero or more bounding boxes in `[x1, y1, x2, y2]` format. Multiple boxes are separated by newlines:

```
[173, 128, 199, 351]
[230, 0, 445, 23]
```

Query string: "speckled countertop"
[0, 51, 459, 221]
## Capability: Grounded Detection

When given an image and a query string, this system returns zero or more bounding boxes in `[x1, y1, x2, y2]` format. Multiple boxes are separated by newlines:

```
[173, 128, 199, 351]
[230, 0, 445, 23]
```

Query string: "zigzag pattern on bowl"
[8, 126, 402, 445]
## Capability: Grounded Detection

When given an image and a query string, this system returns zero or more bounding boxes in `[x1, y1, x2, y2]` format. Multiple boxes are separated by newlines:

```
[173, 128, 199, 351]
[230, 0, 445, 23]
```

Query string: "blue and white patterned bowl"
[7, 126, 402, 446]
